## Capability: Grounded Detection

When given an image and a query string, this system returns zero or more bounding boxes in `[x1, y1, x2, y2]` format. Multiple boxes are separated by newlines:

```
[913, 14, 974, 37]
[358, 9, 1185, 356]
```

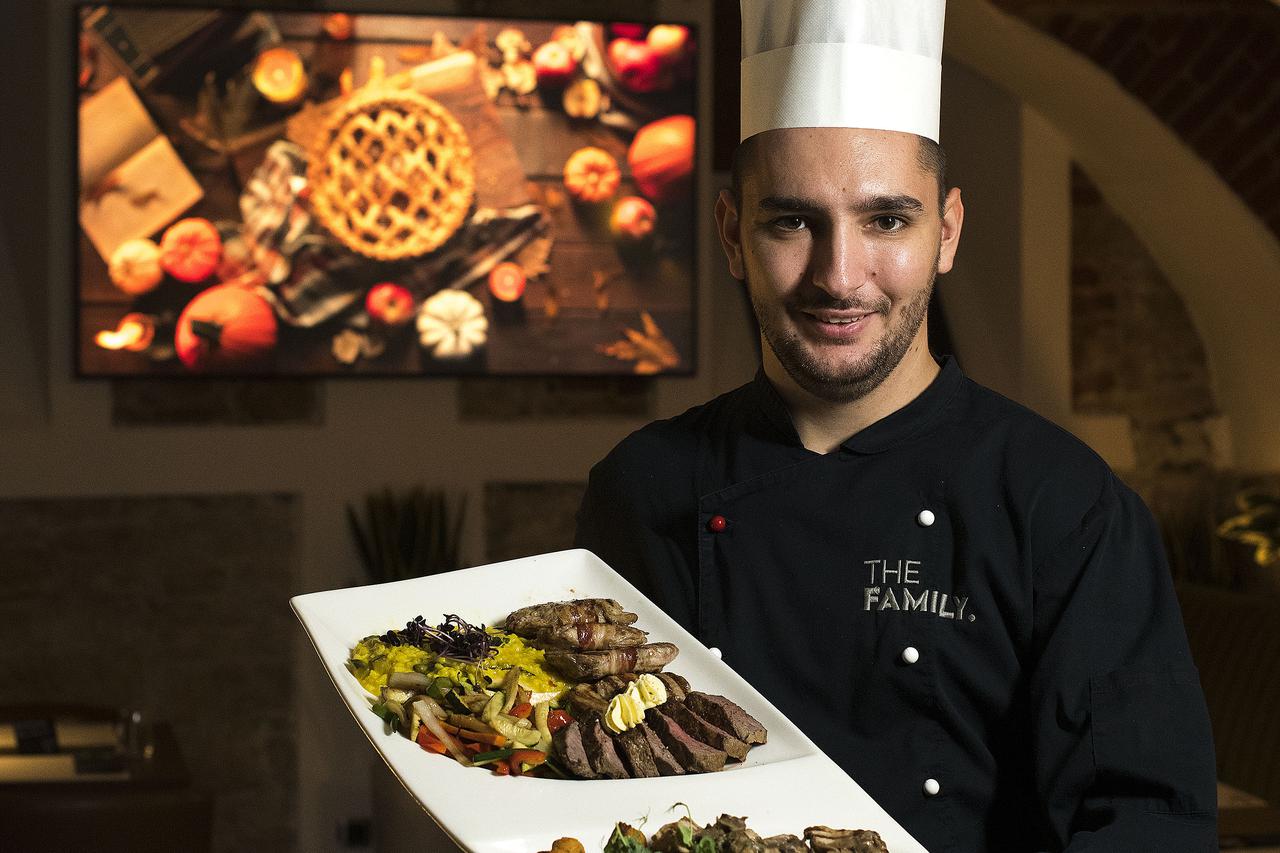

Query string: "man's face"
[716, 128, 963, 403]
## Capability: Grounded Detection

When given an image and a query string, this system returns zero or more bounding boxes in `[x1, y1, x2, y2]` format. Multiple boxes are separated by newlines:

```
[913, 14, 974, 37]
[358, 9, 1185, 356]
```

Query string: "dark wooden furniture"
[1178, 583, 1280, 848]
[0, 707, 211, 853]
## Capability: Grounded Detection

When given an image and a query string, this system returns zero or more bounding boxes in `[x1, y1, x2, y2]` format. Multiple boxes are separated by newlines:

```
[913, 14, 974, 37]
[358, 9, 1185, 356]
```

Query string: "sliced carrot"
[492, 759, 510, 776]
[416, 728, 448, 755]
[509, 702, 533, 720]
[463, 741, 483, 755]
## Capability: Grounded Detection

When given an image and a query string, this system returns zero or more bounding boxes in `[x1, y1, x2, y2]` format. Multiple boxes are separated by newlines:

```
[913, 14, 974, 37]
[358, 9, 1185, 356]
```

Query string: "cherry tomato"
[547, 709, 573, 734]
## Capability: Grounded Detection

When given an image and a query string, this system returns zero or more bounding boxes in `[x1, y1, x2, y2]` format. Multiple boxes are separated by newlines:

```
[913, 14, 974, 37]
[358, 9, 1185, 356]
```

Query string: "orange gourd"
[627, 115, 695, 205]
[175, 283, 278, 372]
[160, 218, 223, 283]
[563, 147, 621, 203]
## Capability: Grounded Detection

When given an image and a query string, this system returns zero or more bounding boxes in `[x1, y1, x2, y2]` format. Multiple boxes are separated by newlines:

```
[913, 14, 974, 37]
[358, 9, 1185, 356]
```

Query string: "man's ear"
[715, 189, 746, 281]
[936, 186, 964, 275]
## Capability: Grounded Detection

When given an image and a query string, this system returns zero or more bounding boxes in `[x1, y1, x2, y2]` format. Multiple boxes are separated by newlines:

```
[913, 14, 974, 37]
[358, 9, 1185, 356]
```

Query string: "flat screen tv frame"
[71, 0, 706, 380]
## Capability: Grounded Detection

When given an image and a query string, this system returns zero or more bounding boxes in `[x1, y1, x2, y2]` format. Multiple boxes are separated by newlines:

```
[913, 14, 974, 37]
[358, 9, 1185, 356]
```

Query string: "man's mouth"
[799, 310, 875, 335]
[809, 312, 870, 325]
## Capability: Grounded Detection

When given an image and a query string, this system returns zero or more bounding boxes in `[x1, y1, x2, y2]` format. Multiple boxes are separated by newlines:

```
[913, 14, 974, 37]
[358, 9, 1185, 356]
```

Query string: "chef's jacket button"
[708, 647, 723, 660]
[901, 646, 920, 665]
[923, 778, 941, 797]
[917, 509, 936, 527]
[707, 514, 728, 533]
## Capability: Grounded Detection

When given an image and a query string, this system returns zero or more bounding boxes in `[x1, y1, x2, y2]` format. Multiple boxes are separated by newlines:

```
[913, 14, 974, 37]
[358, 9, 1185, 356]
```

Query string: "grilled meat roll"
[544, 642, 678, 681]
[536, 622, 648, 650]
[504, 599, 638, 636]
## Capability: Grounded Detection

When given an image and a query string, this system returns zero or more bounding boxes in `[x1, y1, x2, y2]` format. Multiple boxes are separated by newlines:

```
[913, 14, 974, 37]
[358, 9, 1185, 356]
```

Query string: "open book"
[78, 77, 203, 261]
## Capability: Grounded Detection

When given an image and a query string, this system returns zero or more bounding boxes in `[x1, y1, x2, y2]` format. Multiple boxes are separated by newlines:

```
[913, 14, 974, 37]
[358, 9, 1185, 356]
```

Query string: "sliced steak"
[638, 722, 685, 776]
[581, 717, 629, 779]
[661, 700, 750, 761]
[686, 692, 768, 745]
[552, 719, 595, 779]
[655, 672, 687, 700]
[613, 726, 659, 778]
[648, 707, 727, 773]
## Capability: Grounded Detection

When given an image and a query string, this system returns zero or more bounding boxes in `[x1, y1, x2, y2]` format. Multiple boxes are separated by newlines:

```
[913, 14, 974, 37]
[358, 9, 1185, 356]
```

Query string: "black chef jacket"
[575, 356, 1217, 852]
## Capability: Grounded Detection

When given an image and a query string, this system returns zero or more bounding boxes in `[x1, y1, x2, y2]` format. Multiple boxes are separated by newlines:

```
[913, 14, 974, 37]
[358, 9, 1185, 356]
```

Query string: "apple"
[646, 25, 690, 65]
[609, 22, 649, 41]
[610, 196, 658, 242]
[607, 37, 668, 94]
[551, 25, 586, 61]
[532, 40, 578, 89]
[366, 282, 415, 327]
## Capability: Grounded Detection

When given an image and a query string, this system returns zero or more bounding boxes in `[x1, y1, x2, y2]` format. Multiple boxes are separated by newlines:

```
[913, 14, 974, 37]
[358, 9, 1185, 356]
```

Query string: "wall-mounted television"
[75, 5, 698, 376]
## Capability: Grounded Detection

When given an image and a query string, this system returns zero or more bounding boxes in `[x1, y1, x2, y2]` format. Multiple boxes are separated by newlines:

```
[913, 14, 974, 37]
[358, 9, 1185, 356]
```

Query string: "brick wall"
[995, 0, 1280, 239]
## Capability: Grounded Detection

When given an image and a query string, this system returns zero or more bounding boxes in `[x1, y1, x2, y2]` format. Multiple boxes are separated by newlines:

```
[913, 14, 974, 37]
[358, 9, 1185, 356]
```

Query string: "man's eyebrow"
[754, 194, 926, 214]
[860, 194, 926, 214]
[756, 195, 822, 213]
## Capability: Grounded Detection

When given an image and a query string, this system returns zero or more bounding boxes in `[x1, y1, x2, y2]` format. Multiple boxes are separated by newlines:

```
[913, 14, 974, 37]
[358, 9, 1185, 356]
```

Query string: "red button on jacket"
[707, 514, 727, 533]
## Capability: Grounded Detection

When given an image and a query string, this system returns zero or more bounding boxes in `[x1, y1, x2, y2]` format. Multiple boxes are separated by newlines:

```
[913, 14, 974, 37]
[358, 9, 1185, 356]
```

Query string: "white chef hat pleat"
[740, 0, 946, 143]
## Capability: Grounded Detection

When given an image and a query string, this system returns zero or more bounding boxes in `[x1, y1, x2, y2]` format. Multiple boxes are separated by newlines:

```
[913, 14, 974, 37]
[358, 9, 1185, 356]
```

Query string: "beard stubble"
[748, 269, 935, 404]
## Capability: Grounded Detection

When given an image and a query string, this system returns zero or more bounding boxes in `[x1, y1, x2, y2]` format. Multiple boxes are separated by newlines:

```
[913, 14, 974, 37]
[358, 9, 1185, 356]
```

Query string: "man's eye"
[772, 216, 807, 232]
[872, 215, 906, 232]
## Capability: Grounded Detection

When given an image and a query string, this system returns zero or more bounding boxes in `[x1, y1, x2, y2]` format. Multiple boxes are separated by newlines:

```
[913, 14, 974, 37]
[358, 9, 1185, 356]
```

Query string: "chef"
[575, 1, 1217, 850]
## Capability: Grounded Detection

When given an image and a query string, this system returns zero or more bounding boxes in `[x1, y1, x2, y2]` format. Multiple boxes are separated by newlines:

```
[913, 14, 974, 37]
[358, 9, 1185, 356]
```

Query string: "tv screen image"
[75, 7, 697, 377]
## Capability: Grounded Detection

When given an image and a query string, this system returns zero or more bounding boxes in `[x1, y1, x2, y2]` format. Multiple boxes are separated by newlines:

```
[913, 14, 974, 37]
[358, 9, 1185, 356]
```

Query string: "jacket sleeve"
[1029, 474, 1217, 851]
[573, 433, 701, 634]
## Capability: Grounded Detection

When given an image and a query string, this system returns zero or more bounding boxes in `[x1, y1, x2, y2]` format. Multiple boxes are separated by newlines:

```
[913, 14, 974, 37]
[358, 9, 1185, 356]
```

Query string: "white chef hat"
[740, 0, 946, 143]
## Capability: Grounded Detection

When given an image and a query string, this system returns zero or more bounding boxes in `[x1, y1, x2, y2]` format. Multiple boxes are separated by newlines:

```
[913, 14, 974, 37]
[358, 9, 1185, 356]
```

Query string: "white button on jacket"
[901, 646, 920, 665]
[923, 778, 941, 796]
[917, 509, 936, 527]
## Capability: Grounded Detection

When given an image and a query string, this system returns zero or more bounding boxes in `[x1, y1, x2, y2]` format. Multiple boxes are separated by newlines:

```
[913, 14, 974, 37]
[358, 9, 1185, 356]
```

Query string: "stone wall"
[1069, 163, 1278, 591]
[0, 494, 298, 852]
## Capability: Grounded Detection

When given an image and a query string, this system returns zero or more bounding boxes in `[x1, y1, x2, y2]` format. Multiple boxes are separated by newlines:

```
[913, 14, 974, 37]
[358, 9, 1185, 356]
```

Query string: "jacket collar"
[748, 355, 965, 454]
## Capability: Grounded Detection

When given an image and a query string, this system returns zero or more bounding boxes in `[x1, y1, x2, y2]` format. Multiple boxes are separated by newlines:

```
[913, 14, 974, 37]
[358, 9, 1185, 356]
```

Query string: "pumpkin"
[563, 146, 621, 203]
[252, 47, 307, 105]
[417, 289, 488, 359]
[627, 115, 695, 205]
[174, 283, 278, 372]
[160, 218, 223, 283]
[322, 13, 353, 41]
[107, 238, 164, 295]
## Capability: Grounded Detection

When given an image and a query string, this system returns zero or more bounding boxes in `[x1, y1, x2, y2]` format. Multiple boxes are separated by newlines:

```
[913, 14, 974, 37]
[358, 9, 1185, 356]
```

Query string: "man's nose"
[810, 222, 869, 298]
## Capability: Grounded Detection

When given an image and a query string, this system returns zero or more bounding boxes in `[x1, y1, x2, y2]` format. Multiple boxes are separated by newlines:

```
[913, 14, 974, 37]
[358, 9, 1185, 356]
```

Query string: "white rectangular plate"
[292, 549, 925, 852]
